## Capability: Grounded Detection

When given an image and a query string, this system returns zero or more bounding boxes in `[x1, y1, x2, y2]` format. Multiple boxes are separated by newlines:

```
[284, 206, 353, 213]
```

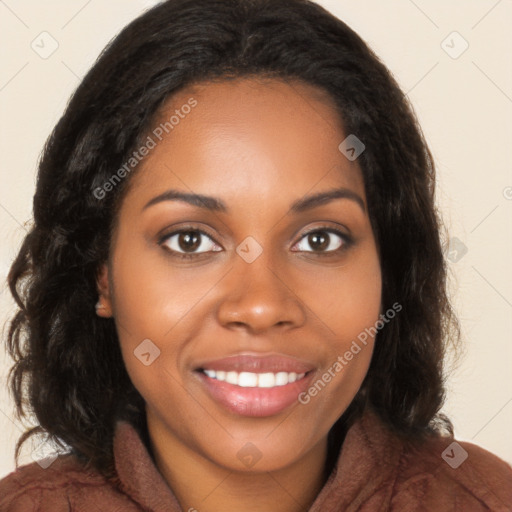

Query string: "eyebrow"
[142, 187, 365, 213]
[290, 188, 365, 213]
[143, 190, 227, 212]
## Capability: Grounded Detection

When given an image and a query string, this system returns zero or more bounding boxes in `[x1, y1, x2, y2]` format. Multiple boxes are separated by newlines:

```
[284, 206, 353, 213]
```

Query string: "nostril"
[229, 321, 246, 328]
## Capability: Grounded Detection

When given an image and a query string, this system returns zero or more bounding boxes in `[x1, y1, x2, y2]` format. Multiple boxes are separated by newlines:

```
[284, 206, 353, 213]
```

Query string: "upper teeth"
[202, 370, 306, 388]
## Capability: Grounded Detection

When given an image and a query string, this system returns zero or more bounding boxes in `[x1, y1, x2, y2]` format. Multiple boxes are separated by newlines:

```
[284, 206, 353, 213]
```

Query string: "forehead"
[124, 77, 365, 207]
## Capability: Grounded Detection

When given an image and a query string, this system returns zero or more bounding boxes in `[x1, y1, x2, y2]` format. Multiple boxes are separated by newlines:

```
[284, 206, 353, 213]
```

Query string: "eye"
[292, 228, 348, 254]
[160, 228, 222, 258]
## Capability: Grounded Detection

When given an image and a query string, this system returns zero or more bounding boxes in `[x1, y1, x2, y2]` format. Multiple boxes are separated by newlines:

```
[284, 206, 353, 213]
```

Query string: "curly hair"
[5, 0, 460, 478]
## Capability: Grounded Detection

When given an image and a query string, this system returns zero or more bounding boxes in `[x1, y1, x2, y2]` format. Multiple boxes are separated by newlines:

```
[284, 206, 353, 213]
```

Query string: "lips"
[195, 354, 315, 374]
[193, 353, 316, 417]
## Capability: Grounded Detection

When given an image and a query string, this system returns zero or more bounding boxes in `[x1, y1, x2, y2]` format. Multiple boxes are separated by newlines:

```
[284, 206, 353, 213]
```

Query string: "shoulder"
[0, 454, 138, 511]
[330, 409, 512, 511]
[392, 433, 512, 511]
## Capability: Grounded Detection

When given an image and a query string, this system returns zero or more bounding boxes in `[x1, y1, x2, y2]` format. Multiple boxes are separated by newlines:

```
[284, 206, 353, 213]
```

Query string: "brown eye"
[178, 231, 201, 252]
[161, 229, 222, 256]
[293, 229, 346, 253]
[307, 232, 329, 251]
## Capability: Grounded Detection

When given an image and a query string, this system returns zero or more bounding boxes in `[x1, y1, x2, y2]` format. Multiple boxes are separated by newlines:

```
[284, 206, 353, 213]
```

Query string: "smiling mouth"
[196, 368, 310, 388]
[195, 368, 315, 417]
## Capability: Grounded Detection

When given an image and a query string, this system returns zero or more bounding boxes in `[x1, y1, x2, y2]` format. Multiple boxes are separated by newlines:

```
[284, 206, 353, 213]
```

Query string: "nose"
[215, 252, 306, 334]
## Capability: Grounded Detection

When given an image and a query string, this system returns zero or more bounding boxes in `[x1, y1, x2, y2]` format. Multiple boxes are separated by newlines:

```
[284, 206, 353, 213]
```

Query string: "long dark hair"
[5, 0, 459, 478]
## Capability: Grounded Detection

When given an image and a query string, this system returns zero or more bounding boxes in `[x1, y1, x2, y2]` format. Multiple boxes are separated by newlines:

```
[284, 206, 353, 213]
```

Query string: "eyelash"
[158, 225, 353, 261]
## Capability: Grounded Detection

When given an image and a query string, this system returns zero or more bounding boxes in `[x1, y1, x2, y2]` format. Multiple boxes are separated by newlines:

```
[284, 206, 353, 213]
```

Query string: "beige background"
[0, 0, 511, 478]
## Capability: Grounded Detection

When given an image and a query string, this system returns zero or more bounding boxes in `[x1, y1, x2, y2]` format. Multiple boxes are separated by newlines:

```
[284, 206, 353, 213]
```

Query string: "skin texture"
[96, 78, 382, 512]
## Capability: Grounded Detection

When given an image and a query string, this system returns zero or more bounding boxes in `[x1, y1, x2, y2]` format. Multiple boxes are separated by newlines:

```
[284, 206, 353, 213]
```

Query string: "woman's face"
[99, 78, 382, 472]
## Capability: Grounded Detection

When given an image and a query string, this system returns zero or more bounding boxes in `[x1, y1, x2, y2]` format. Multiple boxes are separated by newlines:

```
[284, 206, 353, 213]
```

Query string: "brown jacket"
[1, 409, 511, 511]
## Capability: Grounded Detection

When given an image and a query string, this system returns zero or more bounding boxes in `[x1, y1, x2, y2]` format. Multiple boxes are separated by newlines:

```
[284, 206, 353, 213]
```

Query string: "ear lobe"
[95, 263, 113, 317]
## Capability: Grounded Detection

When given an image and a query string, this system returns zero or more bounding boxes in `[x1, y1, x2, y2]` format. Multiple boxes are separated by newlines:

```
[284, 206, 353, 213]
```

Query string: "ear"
[95, 263, 113, 317]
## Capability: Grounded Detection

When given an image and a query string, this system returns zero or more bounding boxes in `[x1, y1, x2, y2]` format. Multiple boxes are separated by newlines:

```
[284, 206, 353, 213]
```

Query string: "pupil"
[309, 232, 328, 251]
[179, 231, 200, 252]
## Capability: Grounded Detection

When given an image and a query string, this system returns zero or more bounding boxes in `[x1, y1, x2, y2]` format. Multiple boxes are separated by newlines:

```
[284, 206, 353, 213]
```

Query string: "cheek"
[109, 246, 226, 399]
[110, 243, 222, 340]
[294, 243, 381, 407]
[291, 242, 382, 342]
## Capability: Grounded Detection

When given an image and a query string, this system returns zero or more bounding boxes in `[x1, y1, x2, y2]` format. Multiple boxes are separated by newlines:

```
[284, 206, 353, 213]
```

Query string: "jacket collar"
[112, 407, 403, 511]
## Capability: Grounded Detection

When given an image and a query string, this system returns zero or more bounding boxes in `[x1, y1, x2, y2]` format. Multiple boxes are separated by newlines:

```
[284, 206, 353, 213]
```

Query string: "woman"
[1, 0, 511, 510]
